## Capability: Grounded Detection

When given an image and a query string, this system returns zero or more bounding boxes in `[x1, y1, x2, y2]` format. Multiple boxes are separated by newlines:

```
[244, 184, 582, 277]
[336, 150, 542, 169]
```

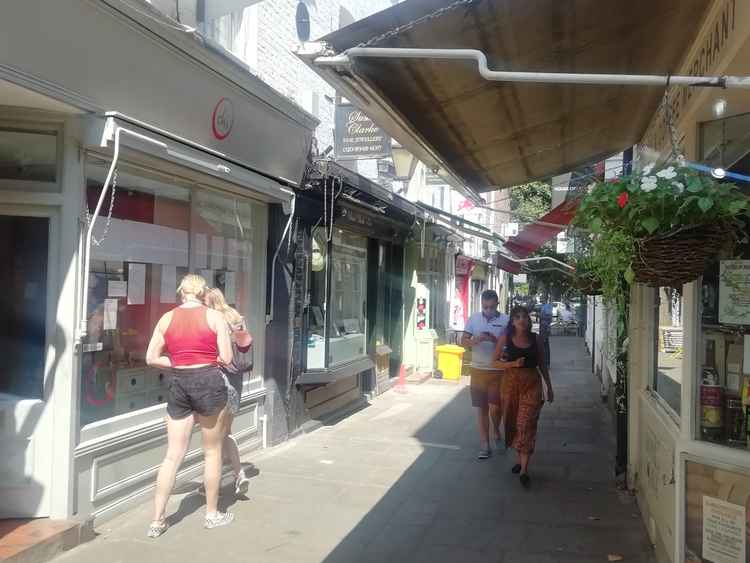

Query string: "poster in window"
[160, 265, 177, 304]
[211, 236, 225, 270]
[685, 460, 750, 563]
[719, 260, 750, 325]
[194, 233, 208, 269]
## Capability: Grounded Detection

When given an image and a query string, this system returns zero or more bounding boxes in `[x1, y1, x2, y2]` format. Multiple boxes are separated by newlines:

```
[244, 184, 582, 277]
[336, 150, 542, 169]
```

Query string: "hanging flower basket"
[573, 163, 748, 291]
[573, 274, 603, 295]
[632, 224, 731, 287]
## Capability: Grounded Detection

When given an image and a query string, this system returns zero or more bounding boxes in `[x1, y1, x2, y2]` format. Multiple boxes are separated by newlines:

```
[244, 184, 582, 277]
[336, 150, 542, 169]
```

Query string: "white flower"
[672, 181, 685, 194]
[641, 176, 658, 192]
[656, 166, 677, 180]
[642, 163, 655, 175]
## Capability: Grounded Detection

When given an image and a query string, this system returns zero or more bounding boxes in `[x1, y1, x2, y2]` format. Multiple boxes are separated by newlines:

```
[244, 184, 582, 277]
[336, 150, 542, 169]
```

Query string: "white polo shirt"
[464, 311, 510, 368]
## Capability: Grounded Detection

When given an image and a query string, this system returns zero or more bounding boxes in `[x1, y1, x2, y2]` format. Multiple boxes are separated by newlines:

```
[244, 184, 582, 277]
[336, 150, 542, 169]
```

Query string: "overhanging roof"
[299, 0, 711, 193]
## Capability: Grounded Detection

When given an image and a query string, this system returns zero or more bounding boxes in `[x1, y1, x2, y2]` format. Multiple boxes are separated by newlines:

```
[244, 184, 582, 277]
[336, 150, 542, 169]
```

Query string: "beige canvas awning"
[298, 0, 712, 196]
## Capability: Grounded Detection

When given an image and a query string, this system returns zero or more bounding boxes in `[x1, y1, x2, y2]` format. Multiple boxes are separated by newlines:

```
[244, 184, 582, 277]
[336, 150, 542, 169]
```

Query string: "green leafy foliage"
[510, 182, 552, 220]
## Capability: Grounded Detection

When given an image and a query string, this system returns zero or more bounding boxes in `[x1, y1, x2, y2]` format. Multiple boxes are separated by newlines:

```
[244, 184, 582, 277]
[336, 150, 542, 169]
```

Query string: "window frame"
[78, 155, 269, 441]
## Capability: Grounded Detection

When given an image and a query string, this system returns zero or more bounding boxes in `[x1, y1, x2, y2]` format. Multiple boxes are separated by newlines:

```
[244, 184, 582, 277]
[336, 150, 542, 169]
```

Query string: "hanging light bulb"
[712, 98, 728, 118]
[711, 167, 727, 179]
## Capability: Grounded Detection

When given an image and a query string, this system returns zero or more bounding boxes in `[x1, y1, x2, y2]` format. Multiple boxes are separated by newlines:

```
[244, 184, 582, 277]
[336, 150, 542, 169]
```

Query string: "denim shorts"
[167, 366, 227, 419]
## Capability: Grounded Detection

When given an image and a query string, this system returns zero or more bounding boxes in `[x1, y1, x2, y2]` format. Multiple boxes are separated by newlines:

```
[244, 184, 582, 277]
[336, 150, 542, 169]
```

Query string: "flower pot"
[632, 224, 730, 288]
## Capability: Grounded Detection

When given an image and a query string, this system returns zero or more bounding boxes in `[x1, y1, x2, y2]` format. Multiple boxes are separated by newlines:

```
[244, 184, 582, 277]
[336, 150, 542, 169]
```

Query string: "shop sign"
[211, 97, 234, 140]
[719, 260, 750, 325]
[425, 170, 448, 186]
[642, 0, 738, 152]
[334, 104, 391, 160]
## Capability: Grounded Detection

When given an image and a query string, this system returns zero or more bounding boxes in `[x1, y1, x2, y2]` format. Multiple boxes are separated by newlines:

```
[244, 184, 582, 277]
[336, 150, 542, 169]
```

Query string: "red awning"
[495, 253, 522, 274]
[504, 198, 580, 258]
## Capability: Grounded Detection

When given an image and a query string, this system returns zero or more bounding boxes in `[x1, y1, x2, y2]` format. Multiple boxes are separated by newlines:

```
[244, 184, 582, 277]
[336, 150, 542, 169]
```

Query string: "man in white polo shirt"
[461, 289, 510, 459]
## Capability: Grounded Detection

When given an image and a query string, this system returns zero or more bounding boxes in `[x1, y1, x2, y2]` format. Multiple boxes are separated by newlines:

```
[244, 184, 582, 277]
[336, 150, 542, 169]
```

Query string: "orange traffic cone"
[394, 364, 407, 394]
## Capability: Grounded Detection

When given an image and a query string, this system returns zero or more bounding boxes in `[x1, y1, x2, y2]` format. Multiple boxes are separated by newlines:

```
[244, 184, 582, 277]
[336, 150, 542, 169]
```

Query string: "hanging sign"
[334, 104, 391, 160]
[719, 260, 750, 325]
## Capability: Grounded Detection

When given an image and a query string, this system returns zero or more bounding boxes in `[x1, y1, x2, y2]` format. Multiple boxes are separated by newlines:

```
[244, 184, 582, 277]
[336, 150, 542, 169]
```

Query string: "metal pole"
[316, 48, 750, 89]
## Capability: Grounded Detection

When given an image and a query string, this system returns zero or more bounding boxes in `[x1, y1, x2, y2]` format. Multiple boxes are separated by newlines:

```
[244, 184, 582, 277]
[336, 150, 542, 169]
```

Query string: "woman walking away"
[145, 274, 234, 537]
[493, 306, 554, 488]
[204, 287, 253, 496]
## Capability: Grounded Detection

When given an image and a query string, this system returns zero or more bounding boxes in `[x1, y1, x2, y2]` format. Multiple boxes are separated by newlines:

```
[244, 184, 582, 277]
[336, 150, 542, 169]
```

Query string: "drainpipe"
[77, 126, 167, 343]
[266, 195, 296, 325]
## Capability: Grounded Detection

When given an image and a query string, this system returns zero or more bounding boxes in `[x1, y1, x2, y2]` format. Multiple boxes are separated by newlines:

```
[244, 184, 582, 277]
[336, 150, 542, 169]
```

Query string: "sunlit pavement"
[56, 337, 655, 563]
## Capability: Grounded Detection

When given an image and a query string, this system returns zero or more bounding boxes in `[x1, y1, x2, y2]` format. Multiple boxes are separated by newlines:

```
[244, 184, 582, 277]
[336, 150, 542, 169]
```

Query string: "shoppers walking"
[493, 305, 553, 488]
[461, 290, 509, 459]
[145, 274, 234, 537]
[204, 287, 253, 496]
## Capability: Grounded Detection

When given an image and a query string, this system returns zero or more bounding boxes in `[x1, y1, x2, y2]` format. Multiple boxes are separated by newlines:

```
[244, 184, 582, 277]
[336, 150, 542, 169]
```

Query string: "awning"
[298, 0, 711, 193]
[504, 198, 580, 258]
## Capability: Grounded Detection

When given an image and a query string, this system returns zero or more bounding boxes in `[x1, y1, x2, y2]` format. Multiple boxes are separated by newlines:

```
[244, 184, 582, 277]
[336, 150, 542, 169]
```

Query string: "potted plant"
[573, 163, 748, 288]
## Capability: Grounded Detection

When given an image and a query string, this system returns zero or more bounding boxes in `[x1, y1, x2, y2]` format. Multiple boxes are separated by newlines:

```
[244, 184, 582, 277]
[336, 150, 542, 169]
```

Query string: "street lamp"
[391, 141, 418, 181]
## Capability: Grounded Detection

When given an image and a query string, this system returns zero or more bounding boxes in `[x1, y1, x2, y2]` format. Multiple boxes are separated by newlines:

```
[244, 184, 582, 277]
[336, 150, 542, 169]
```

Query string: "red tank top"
[163, 306, 219, 367]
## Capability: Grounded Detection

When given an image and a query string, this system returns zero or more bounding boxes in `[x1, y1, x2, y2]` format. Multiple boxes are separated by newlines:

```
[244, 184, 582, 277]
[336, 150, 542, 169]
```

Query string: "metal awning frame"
[315, 47, 750, 89]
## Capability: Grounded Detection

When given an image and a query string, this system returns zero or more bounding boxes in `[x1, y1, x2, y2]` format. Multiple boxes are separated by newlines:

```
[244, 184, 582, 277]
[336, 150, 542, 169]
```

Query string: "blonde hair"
[177, 274, 207, 301]
[204, 287, 243, 326]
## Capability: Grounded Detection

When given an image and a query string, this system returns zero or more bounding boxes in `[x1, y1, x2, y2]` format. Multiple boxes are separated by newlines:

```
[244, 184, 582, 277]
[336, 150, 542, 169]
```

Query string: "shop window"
[306, 228, 368, 370]
[0, 129, 58, 190]
[80, 161, 264, 426]
[697, 249, 750, 448]
[653, 287, 683, 415]
[330, 230, 367, 366]
[0, 215, 48, 399]
[700, 111, 750, 170]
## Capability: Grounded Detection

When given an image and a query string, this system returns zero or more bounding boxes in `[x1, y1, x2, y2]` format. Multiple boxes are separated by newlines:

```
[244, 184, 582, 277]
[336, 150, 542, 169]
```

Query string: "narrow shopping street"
[56, 337, 655, 563]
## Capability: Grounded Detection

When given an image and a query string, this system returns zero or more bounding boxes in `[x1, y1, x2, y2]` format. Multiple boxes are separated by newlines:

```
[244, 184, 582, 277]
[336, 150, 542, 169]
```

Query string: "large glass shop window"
[330, 230, 367, 365]
[80, 161, 263, 425]
[653, 287, 683, 415]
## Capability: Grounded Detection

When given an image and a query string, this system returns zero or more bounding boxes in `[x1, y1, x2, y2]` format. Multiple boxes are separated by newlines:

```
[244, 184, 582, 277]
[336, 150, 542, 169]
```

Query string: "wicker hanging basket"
[573, 275, 603, 295]
[633, 224, 731, 288]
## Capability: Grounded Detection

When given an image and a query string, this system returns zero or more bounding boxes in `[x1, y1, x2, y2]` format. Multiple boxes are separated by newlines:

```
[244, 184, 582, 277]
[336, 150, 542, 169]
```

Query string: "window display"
[654, 287, 683, 415]
[81, 161, 264, 426]
[305, 227, 368, 370]
[697, 252, 750, 448]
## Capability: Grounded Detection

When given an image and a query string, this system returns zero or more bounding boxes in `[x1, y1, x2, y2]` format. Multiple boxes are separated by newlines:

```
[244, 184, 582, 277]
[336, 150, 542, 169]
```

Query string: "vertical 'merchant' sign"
[334, 104, 391, 160]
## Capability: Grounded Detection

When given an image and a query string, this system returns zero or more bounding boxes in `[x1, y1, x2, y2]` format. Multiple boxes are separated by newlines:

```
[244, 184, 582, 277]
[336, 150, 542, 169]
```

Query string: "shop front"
[293, 161, 415, 416]
[630, 1, 750, 561]
[0, 0, 315, 522]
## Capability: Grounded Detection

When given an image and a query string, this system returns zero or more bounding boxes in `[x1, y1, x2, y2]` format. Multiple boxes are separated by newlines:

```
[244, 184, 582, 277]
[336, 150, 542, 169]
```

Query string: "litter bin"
[435, 344, 466, 381]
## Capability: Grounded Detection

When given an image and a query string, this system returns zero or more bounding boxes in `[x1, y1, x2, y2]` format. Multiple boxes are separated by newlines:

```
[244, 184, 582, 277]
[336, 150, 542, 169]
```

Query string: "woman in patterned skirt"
[493, 305, 554, 488]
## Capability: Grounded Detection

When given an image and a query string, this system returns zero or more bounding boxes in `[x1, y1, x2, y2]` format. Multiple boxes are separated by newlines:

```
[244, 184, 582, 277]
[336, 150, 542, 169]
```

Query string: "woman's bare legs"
[197, 407, 228, 515]
[223, 413, 242, 478]
[152, 415, 195, 523]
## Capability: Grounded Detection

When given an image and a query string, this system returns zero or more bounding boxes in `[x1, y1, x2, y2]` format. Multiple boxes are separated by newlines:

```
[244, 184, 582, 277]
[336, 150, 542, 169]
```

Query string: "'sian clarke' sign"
[334, 104, 391, 160]
[642, 0, 738, 152]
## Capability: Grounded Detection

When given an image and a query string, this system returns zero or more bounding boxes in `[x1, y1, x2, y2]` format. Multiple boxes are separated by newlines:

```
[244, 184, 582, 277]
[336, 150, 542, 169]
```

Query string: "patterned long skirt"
[501, 368, 543, 454]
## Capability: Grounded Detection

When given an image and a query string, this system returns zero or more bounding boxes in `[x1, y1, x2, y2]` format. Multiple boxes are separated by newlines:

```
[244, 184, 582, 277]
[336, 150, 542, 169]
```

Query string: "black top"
[504, 333, 539, 369]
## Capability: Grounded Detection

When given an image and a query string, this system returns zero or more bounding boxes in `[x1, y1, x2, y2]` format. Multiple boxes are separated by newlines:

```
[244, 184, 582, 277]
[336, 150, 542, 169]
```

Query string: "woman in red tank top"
[145, 274, 234, 537]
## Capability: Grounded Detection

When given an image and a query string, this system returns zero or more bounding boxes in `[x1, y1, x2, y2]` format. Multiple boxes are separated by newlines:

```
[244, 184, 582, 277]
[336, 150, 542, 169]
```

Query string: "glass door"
[0, 209, 55, 517]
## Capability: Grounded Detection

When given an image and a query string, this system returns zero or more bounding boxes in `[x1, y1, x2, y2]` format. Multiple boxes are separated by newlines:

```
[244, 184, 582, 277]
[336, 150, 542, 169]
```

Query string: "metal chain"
[86, 168, 118, 247]
[661, 84, 686, 164]
[357, 0, 479, 48]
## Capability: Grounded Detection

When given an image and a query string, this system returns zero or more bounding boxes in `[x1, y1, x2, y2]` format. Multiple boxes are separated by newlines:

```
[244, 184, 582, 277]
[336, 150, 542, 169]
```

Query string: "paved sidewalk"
[56, 337, 655, 563]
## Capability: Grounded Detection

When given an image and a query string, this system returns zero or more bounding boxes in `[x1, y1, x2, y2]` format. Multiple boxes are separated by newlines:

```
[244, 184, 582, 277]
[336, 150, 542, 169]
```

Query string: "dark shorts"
[167, 365, 227, 419]
[470, 367, 503, 408]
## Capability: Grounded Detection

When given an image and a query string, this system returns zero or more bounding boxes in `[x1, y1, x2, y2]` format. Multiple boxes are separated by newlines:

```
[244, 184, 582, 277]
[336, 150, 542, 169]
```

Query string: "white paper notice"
[103, 299, 118, 330]
[127, 263, 146, 305]
[160, 265, 177, 304]
[211, 236, 225, 270]
[200, 269, 214, 287]
[194, 233, 208, 269]
[703, 495, 746, 563]
[224, 271, 236, 304]
[108, 280, 127, 298]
